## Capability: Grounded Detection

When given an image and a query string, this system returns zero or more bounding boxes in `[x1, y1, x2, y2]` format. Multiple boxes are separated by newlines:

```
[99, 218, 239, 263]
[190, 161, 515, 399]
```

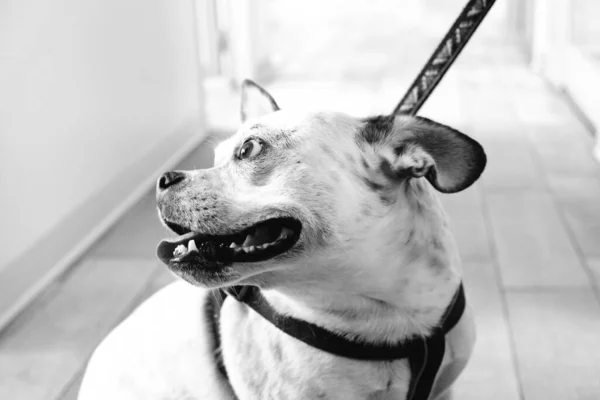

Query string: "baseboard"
[0, 120, 211, 333]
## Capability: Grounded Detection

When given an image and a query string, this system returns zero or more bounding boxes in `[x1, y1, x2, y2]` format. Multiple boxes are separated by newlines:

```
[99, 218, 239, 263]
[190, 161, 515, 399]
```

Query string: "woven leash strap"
[393, 0, 497, 116]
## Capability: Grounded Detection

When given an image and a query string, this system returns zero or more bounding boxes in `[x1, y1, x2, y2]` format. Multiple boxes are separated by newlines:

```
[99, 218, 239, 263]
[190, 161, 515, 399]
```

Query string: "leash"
[393, 0, 497, 116]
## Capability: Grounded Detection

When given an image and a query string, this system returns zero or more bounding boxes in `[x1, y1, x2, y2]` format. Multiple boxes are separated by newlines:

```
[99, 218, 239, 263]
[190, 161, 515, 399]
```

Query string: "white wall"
[0, 0, 204, 270]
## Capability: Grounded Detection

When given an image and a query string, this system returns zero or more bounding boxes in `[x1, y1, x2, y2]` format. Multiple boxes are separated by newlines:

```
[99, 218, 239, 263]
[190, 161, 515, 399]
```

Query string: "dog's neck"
[260, 180, 462, 343]
[260, 286, 455, 344]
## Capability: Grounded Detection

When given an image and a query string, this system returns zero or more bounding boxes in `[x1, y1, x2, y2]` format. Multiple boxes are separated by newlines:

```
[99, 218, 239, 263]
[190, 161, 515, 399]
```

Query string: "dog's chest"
[219, 300, 411, 400]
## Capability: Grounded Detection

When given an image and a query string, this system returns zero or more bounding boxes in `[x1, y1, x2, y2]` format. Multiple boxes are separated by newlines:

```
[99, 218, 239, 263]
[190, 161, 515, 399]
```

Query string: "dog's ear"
[375, 116, 486, 193]
[240, 79, 280, 123]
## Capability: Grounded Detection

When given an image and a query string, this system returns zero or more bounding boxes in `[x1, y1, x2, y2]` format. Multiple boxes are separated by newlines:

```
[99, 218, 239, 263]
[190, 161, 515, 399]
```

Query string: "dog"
[78, 79, 485, 400]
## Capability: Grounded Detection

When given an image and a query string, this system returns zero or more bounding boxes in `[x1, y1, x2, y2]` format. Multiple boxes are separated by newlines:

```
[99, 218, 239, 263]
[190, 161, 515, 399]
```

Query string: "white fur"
[79, 96, 479, 399]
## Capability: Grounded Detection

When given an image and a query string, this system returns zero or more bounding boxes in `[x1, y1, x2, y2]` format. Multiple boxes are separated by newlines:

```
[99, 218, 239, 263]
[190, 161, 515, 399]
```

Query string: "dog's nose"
[157, 171, 185, 191]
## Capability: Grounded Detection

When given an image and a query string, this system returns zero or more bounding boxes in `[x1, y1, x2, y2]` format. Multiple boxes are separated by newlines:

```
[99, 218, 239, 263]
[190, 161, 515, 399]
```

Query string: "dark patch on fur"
[410, 181, 424, 195]
[403, 180, 427, 214]
[272, 342, 283, 362]
[360, 203, 373, 216]
[413, 198, 424, 214]
[379, 192, 395, 205]
[432, 236, 445, 251]
[360, 156, 369, 170]
[249, 124, 266, 131]
[276, 389, 290, 400]
[406, 244, 423, 263]
[362, 176, 385, 191]
[429, 255, 446, 271]
[379, 158, 402, 181]
[346, 153, 357, 166]
[405, 229, 415, 245]
[360, 174, 396, 205]
[393, 141, 409, 156]
[320, 144, 346, 170]
[358, 115, 395, 144]
[320, 144, 335, 158]
[276, 129, 298, 149]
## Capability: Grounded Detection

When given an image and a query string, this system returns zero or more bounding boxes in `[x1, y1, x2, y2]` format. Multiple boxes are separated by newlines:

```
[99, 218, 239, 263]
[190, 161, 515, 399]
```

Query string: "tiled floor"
[2, 1, 600, 399]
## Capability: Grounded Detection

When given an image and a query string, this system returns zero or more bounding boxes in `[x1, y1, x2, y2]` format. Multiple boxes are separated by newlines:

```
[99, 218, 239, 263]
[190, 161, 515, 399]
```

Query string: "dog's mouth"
[157, 217, 302, 269]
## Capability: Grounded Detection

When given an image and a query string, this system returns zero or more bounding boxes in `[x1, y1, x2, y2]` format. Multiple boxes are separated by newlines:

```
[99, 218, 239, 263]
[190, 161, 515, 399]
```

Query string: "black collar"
[221, 283, 465, 361]
[207, 283, 466, 400]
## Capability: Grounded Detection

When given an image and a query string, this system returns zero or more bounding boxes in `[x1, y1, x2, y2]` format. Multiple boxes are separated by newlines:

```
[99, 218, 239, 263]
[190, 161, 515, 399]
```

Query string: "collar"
[221, 283, 465, 361]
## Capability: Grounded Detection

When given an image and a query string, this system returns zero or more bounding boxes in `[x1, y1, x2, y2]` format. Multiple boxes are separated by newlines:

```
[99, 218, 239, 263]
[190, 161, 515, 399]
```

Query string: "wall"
[0, 0, 205, 271]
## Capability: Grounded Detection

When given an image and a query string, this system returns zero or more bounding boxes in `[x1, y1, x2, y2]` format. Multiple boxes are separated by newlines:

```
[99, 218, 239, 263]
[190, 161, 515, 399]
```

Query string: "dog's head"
[156, 80, 486, 291]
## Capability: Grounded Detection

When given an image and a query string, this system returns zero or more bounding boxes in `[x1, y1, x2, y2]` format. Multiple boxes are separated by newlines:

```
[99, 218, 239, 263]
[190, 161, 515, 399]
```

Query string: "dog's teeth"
[229, 242, 237, 249]
[188, 240, 198, 252]
[173, 244, 187, 257]
[242, 235, 254, 247]
[245, 246, 256, 252]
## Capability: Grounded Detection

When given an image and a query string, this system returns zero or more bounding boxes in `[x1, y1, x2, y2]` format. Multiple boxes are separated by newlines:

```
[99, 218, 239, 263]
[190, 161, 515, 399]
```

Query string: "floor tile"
[485, 189, 589, 288]
[506, 289, 600, 400]
[548, 175, 600, 258]
[479, 137, 544, 191]
[527, 124, 600, 176]
[0, 257, 160, 400]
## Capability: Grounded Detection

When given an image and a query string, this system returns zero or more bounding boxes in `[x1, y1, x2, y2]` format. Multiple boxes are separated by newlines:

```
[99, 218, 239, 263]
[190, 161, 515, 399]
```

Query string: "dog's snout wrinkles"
[158, 171, 185, 191]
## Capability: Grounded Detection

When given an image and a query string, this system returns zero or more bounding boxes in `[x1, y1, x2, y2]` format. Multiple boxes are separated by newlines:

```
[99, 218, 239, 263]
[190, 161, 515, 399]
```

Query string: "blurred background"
[1, 0, 599, 398]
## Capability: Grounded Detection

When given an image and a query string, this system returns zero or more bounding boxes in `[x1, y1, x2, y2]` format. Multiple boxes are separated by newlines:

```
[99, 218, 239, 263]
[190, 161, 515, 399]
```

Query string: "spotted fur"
[79, 81, 484, 400]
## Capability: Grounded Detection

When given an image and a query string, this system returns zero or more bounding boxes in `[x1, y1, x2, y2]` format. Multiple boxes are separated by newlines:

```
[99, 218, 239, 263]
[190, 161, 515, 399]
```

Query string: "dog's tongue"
[242, 224, 281, 247]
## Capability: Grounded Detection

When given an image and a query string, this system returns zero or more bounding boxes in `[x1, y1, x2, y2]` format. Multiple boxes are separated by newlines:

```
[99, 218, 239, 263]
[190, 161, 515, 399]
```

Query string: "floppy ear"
[240, 79, 280, 123]
[380, 116, 486, 193]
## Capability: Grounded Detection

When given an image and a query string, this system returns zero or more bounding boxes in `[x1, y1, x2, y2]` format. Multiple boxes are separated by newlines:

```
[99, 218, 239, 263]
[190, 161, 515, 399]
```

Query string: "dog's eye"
[238, 139, 263, 160]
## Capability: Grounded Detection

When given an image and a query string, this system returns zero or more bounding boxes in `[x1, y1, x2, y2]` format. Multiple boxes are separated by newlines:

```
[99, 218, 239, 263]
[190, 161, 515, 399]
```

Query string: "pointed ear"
[376, 116, 486, 193]
[240, 79, 280, 123]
